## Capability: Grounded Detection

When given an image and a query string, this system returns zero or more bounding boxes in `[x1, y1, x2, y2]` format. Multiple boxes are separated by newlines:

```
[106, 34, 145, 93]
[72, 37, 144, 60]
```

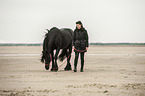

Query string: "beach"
[0, 46, 145, 96]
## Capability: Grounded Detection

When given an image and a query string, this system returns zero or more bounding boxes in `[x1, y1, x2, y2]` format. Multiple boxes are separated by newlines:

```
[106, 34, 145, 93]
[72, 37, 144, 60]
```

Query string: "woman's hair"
[76, 21, 82, 25]
[75, 21, 85, 30]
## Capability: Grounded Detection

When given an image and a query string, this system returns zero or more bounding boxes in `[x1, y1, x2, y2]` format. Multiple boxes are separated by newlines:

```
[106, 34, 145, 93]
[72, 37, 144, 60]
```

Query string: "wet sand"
[0, 46, 145, 96]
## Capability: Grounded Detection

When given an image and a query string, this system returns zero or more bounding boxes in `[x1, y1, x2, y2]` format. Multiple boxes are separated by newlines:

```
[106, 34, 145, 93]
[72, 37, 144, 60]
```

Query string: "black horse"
[41, 27, 73, 71]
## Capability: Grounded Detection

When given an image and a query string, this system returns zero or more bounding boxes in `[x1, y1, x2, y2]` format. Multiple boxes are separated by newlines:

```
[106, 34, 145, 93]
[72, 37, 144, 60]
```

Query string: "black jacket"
[73, 28, 89, 52]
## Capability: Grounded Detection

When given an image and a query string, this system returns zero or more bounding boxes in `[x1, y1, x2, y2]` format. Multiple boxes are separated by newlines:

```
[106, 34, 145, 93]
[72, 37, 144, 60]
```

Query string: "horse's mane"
[45, 27, 59, 38]
[45, 29, 50, 37]
[61, 28, 73, 35]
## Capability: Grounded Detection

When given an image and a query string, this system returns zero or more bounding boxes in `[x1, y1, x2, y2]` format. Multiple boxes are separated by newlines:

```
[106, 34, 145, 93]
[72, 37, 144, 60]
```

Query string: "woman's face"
[76, 24, 81, 29]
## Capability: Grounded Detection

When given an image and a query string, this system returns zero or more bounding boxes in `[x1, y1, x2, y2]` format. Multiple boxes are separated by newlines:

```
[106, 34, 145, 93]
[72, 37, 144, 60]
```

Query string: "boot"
[74, 66, 77, 72]
[80, 68, 84, 72]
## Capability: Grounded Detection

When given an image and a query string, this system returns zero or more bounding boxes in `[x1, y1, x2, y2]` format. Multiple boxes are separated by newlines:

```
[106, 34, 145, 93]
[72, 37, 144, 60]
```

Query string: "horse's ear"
[46, 29, 50, 33]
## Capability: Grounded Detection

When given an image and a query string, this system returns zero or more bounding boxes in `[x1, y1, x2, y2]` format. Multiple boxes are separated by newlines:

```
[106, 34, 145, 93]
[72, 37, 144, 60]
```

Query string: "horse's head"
[41, 51, 52, 70]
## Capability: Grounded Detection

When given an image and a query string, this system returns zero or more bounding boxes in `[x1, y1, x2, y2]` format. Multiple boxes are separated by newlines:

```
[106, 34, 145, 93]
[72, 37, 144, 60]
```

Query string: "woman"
[73, 21, 89, 72]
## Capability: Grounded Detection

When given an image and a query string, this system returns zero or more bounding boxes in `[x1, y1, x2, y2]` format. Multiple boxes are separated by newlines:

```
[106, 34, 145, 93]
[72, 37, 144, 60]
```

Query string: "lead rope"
[58, 48, 87, 68]
[58, 49, 73, 68]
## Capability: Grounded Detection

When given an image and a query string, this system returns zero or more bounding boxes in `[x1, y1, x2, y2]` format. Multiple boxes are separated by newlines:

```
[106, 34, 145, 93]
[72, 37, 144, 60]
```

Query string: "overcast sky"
[0, 0, 145, 43]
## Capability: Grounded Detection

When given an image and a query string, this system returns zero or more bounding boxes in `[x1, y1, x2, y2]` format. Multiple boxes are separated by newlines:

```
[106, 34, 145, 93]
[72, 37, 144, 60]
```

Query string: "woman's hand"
[86, 47, 88, 50]
[73, 46, 74, 50]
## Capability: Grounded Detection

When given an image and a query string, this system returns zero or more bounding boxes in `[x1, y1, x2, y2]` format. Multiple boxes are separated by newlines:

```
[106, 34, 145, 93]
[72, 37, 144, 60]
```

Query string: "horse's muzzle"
[45, 64, 50, 70]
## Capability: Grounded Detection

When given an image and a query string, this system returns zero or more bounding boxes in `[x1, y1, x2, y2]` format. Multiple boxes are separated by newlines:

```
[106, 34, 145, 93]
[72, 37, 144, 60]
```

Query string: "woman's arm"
[73, 30, 76, 46]
[85, 30, 89, 47]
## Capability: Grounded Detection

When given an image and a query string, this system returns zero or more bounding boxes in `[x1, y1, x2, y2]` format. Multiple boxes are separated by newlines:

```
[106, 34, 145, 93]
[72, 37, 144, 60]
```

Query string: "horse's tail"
[59, 49, 68, 62]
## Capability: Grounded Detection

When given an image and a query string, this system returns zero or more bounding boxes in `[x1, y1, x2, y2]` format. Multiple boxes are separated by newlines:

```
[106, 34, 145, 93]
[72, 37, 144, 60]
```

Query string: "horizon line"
[1, 40, 145, 44]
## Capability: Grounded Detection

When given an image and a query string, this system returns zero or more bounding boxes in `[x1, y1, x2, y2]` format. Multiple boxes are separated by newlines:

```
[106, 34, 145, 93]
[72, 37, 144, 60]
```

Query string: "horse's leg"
[50, 51, 55, 71]
[53, 49, 60, 71]
[64, 44, 72, 71]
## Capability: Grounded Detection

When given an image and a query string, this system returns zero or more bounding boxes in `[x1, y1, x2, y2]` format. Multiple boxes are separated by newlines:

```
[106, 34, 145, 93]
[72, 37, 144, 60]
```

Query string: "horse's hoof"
[51, 68, 54, 71]
[64, 69, 69, 71]
[52, 70, 58, 72]
[45, 66, 49, 70]
[64, 67, 72, 71]
[51, 68, 58, 72]
[73, 69, 77, 72]
[64, 65, 72, 71]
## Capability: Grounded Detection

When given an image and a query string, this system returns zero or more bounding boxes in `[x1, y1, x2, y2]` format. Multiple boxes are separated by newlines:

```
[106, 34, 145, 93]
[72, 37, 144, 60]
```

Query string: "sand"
[0, 46, 145, 96]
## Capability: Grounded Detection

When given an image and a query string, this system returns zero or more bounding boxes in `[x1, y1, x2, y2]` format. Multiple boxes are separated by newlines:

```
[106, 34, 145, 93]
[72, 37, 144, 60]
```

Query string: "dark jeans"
[74, 52, 84, 70]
